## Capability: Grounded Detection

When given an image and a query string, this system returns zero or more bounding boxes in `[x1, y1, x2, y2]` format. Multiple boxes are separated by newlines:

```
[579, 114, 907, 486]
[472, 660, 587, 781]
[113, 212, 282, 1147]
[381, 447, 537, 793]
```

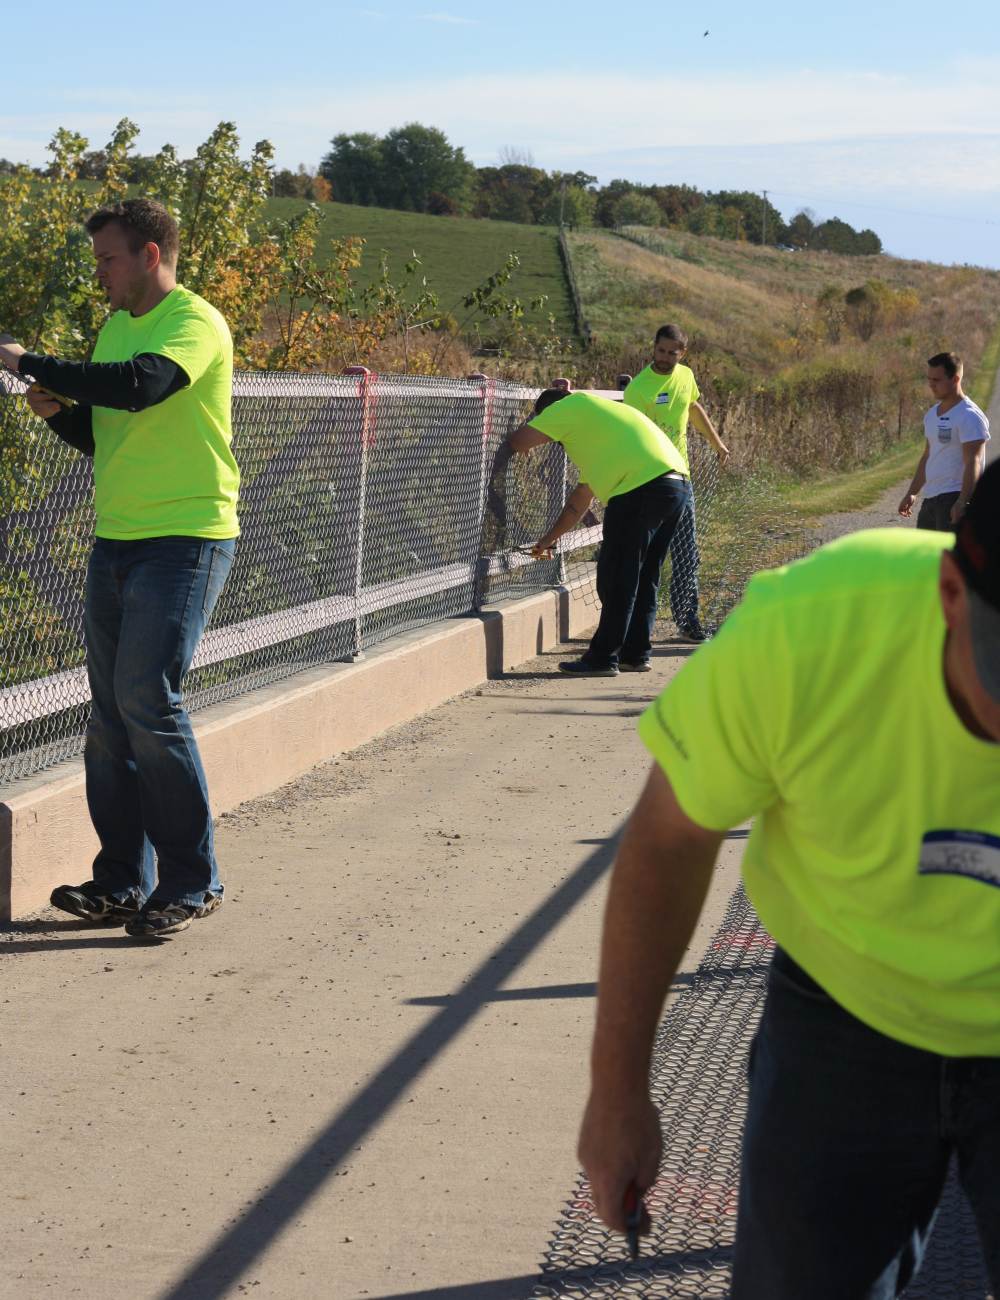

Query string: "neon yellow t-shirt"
[623, 363, 700, 471]
[528, 393, 687, 503]
[91, 286, 239, 539]
[638, 528, 1000, 1057]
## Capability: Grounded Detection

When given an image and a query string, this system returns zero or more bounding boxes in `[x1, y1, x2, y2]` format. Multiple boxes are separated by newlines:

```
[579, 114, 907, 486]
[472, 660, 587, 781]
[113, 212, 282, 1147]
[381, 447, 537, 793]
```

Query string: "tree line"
[1, 121, 883, 256]
[317, 123, 882, 255]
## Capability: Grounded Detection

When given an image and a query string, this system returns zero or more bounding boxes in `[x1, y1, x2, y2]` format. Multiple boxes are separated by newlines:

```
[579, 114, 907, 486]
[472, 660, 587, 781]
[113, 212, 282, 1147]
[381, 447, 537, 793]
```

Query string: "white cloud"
[5, 62, 999, 219]
[11, 59, 999, 161]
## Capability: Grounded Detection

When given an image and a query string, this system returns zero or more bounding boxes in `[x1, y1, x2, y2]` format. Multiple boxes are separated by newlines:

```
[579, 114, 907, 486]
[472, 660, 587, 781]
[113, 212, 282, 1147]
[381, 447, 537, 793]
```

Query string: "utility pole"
[762, 190, 768, 246]
[558, 176, 567, 229]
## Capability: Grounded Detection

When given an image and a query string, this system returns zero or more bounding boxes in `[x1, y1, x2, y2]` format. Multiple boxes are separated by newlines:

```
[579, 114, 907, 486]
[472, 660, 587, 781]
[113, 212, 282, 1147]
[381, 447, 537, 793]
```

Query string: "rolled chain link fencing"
[1, 370, 791, 786]
[532, 886, 993, 1300]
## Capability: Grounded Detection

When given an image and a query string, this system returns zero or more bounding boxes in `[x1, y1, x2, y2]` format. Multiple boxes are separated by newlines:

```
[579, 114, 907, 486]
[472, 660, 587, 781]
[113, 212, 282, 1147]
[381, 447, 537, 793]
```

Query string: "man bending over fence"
[0, 198, 238, 939]
[578, 460, 1000, 1296]
[508, 388, 691, 677]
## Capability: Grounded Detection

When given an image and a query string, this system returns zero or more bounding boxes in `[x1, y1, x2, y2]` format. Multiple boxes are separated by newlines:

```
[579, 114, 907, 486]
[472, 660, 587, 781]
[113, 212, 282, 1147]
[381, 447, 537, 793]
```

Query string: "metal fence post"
[550, 377, 572, 584]
[342, 366, 374, 660]
[468, 372, 496, 611]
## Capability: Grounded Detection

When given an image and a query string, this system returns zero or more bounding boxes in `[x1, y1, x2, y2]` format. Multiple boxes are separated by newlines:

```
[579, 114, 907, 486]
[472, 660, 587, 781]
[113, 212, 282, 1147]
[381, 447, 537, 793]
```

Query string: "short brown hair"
[533, 387, 572, 416]
[928, 351, 962, 378]
[655, 323, 688, 347]
[85, 198, 179, 264]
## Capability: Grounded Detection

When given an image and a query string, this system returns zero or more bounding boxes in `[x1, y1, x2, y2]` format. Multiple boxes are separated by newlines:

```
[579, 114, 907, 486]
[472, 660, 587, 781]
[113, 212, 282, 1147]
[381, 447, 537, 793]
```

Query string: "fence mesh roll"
[531, 886, 993, 1299]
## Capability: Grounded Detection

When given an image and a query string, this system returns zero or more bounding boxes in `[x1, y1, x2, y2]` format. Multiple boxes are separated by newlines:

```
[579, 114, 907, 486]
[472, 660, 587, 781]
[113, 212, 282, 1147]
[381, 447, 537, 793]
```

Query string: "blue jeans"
[732, 948, 1000, 1298]
[667, 493, 700, 628]
[586, 475, 690, 667]
[84, 536, 236, 908]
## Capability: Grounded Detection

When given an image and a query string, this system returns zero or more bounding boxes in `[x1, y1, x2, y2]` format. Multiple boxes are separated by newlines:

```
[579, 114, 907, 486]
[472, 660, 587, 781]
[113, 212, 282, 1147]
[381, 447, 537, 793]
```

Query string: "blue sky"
[5, 0, 1000, 266]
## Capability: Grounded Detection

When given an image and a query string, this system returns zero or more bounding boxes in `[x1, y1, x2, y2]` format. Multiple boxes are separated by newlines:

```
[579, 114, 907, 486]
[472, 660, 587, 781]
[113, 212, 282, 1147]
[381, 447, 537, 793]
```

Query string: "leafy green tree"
[814, 217, 860, 255]
[685, 203, 722, 237]
[538, 178, 596, 229]
[379, 123, 474, 214]
[594, 179, 636, 227]
[855, 228, 883, 255]
[0, 118, 138, 356]
[711, 190, 783, 244]
[611, 191, 663, 227]
[785, 210, 816, 249]
[645, 183, 704, 226]
[319, 132, 384, 206]
[474, 164, 549, 223]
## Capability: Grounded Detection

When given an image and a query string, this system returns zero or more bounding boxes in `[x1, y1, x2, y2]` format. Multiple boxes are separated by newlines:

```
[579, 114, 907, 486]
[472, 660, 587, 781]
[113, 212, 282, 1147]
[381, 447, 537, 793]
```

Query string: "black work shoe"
[676, 620, 710, 643]
[619, 659, 652, 672]
[558, 659, 619, 677]
[124, 893, 223, 939]
[50, 882, 142, 925]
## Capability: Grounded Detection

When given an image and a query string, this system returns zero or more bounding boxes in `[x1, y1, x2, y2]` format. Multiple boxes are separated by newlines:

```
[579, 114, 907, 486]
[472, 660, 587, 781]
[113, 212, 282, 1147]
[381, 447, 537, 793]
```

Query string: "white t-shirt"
[923, 396, 990, 498]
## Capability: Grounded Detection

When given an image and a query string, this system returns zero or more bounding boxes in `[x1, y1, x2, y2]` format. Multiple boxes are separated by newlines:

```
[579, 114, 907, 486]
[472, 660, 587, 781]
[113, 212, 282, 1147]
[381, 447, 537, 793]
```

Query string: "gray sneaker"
[558, 659, 619, 677]
[676, 620, 710, 643]
[50, 882, 142, 925]
[124, 894, 223, 939]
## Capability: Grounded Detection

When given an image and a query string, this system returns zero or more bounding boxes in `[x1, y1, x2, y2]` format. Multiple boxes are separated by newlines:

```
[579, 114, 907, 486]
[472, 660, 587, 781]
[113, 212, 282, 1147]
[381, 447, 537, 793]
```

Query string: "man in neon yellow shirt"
[623, 324, 728, 642]
[508, 388, 690, 676]
[0, 199, 238, 939]
[576, 462, 1000, 1295]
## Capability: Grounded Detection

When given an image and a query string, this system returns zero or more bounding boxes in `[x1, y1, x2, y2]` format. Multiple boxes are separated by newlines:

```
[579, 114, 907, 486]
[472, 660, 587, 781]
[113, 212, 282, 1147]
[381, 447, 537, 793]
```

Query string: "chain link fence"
[0, 369, 796, 786]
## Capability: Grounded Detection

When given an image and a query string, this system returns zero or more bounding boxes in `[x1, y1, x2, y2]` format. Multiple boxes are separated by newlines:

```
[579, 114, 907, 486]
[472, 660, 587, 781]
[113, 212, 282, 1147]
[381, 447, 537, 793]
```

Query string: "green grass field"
[264, 198, 576, 337]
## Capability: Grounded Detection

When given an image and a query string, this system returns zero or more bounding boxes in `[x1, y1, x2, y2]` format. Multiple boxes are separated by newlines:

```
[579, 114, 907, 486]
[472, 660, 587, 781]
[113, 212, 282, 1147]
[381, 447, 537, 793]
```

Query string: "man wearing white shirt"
[900, 352, 990, 530]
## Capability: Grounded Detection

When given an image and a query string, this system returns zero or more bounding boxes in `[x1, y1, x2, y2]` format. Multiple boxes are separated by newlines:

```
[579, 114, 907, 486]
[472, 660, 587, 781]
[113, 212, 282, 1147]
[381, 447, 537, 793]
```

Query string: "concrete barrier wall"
[0, 580, 597, 920]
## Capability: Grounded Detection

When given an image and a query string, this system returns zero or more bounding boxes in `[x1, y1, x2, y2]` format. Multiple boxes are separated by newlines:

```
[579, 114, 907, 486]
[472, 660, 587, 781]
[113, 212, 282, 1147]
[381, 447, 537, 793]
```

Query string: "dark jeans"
[732, 948, 1000, 1299]
[586, 474, 690, 667]
[84, 536, 236, 908]
[916, 491, 959, 532]
[667, 492, 699, 628]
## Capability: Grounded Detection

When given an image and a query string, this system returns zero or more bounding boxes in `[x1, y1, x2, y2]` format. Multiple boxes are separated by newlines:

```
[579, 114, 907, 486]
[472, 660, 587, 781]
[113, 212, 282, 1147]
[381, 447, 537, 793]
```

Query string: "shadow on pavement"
[405, 981, 598, 1007]
[366, 1246, 734, 1300]
[155, 829, 623, 1300]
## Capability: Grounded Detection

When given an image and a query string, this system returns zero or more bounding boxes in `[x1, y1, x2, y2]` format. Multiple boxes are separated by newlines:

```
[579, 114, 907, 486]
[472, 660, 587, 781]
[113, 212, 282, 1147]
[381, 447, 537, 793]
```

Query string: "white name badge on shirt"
[656, 393, 670, 404]
[937, 422, 953, 444]
[918, 830, 1000, 888]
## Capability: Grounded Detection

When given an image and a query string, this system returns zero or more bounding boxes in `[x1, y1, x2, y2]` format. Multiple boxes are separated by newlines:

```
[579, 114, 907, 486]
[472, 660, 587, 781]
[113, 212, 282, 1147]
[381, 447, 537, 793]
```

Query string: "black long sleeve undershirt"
[17, 351, 188, 412]
[47, 404, 96, 457]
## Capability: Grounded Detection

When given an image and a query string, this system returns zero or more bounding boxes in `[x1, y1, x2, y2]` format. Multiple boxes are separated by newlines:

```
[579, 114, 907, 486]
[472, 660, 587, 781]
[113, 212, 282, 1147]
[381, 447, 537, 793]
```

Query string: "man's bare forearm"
[578, 765, 724, 1232]
[907, 448, 928, 496]
[536, 483, 593, 550]
[958, 444, 985, 510]
[690, 403, 728, 459]
[590, 766, 722, 1097]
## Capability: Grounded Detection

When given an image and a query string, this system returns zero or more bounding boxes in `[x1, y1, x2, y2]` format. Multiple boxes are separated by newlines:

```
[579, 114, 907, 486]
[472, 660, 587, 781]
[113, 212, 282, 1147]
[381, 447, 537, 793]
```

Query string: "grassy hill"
[264, 198, 576, 338]
[565, 225, 1000, 484]
[567, 226, 1000, 400]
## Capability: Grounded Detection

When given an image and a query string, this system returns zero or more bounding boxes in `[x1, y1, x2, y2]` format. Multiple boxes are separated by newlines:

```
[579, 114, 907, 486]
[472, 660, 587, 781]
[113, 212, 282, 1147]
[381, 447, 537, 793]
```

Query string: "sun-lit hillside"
[568, 226, 1000, 404]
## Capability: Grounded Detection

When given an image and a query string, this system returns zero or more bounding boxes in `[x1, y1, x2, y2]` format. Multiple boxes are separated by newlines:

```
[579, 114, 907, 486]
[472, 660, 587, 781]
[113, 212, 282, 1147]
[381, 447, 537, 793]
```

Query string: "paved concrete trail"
[2, 634, 744, 1300]
[3, 378, 994, 1300]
